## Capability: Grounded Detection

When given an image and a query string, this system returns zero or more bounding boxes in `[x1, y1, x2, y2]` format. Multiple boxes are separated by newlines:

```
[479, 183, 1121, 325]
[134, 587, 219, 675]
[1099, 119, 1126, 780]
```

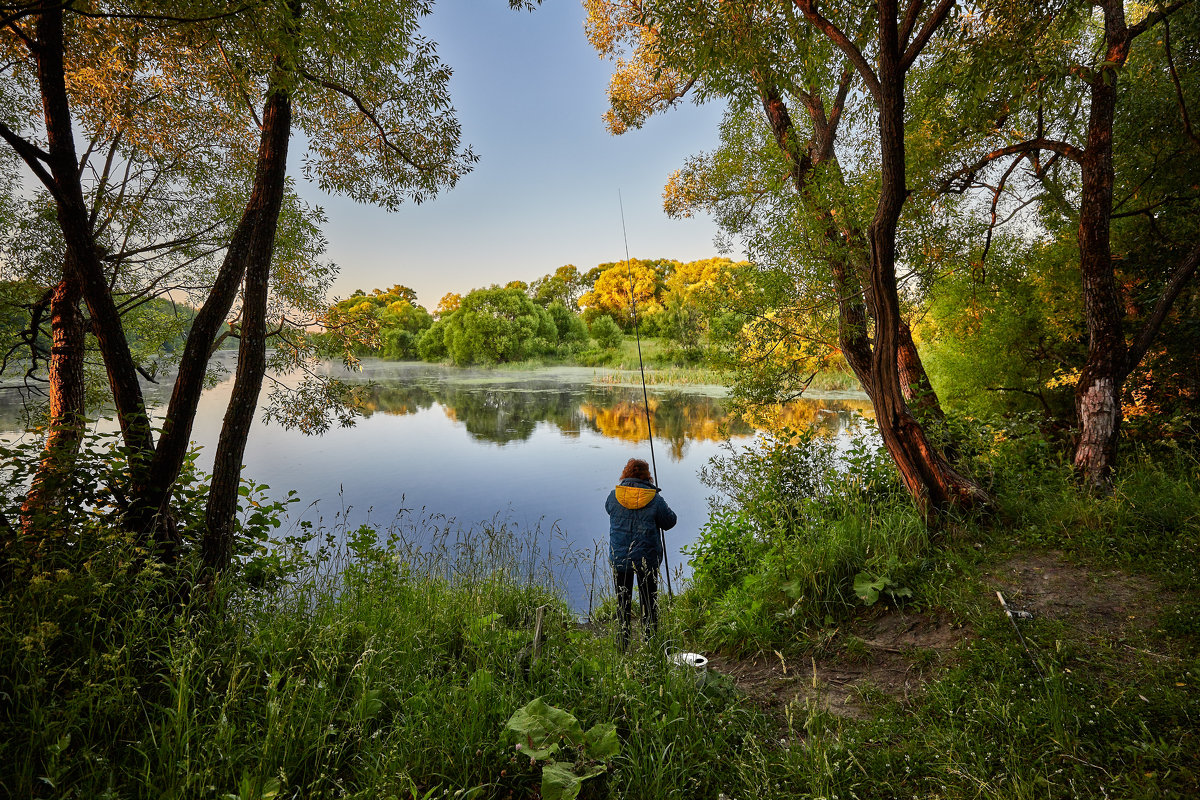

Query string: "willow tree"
[0, 0, 478, 571]
[578, 259, 669, 327]
[938, 0, 1199, 487]
[588, 0, 986, 513]
[0, 27, 335, 539]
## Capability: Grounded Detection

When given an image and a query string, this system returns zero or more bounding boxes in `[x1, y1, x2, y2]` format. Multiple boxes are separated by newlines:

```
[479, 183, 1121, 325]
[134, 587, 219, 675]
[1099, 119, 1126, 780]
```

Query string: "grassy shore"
[476, 336, 861, 392]
[2, 429, 1197, 799]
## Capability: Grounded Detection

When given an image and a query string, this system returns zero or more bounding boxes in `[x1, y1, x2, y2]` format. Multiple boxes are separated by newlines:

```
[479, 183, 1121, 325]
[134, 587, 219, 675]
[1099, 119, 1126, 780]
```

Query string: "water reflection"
[346, 366, 871, 460]
[0, 360, 874, 608]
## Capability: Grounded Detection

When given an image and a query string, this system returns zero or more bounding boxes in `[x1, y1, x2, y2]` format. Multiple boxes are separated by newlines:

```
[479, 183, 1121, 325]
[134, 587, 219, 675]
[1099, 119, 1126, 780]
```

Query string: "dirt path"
[706, 551, 1167, 721]
[706, 610, 964, 721]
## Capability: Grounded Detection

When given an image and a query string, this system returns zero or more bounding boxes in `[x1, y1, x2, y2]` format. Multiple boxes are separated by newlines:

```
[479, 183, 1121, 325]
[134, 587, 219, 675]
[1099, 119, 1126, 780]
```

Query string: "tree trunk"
[897, 320, 944, 422]
[34, 4, 154, 462]
[866, 2, 986, 515]
[757, 81, 946, 423]
[202, 86, 293, 574]
[1073, 2, 1131, 489]
[20, 274, 86, 536]
[129, 81, 297, 541]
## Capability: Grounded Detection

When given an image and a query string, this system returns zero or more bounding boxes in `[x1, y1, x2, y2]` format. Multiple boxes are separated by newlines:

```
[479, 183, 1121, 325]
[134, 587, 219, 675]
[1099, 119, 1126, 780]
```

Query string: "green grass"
[0, 514, 765, 800]
[674, 429, 1200, 799]
[3, 429, 1198, 799]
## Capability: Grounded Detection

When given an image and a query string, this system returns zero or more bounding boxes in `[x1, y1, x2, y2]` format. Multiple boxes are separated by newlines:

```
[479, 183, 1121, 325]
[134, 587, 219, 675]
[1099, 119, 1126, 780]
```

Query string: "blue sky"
[296, 1, 731, 308]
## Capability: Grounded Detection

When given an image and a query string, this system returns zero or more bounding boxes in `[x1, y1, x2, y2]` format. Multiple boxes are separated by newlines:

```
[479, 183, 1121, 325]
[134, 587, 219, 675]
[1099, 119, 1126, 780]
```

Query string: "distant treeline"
[313, 258, 793, 369]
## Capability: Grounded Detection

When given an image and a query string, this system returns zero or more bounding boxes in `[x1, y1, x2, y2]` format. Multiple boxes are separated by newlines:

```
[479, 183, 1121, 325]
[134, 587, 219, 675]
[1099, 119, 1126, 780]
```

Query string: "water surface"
[1, 359, 870, 606]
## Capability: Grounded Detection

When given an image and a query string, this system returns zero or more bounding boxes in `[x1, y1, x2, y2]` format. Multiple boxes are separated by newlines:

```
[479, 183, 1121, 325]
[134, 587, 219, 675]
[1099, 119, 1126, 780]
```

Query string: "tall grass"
[0, 506, 764, 800]
[4, 421, 1198, 799]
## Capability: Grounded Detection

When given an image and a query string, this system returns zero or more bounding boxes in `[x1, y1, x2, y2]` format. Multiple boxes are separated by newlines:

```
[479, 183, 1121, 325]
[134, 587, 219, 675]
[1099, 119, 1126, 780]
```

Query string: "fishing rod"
[619, 191, 673, 599]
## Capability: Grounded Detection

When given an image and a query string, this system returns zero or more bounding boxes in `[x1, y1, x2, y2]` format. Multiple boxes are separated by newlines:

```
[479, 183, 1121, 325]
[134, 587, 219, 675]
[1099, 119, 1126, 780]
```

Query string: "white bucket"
[670, 651, 709, 685]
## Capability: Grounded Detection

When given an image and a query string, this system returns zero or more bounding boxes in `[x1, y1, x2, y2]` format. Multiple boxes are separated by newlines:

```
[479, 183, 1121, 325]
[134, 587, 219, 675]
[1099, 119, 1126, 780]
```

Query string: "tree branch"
[215, 36, 262, 129]
[1162, 14, 1200, 149]
[900, 0, 924, 49]
[68, 3, 260, 26]
[979, 154, 1024, 265]
[792, 0, 881, 101]
[103, 220, 226, 262]
[940, 137, 1083, 194]
[296, 66, 431, 173]
[0, 120, 59, 197]
[826, 65, 855, 143]
[1127, 0, 1192, 39]
[1124, 240, 1200, 377]
[901, 0, 955, 71]
[984, 385, 1052, 417]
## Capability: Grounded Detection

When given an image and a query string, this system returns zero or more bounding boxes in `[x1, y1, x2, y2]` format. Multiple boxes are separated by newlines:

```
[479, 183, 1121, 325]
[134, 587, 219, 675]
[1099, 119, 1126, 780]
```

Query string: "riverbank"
[3, 436, 1196, 799]
[382, 334, 861, 392]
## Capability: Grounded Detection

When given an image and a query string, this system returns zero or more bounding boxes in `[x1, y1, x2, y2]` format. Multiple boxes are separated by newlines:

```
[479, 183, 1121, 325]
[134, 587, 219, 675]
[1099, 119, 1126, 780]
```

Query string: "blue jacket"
[606, 478, 677, 570]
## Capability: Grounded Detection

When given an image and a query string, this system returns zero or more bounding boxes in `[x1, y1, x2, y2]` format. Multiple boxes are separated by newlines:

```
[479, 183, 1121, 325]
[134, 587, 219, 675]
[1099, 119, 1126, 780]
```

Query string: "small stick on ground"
[997, 591, 1046, 681]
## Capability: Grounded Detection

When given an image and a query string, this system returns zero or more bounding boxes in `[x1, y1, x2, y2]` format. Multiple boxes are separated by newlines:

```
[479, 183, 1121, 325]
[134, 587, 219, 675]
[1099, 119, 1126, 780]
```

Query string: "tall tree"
[589, 0, 985, 512]
[940, 0, 1199, 486]
[578, 258, 668, 327]
[0, 0, 477, 570]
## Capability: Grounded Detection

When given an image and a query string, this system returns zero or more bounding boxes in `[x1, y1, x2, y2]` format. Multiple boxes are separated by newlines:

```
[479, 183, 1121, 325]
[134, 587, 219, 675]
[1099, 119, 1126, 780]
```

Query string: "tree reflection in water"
[351, 370, 871, 459]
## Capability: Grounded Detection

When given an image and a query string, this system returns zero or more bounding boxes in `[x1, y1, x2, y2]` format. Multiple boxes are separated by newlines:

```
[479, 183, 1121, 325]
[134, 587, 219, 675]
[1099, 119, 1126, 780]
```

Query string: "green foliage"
[1, 498, 761, 800]
[5, 421, 1200, 799]
[323, 286, 434, 360]
[920, 236, 1082, 421]
[547, 301, 589, 353]
[683, 426, 922, 652]
[503, 698, 618, 800]
[0, 279, 46, 377]
[0, 427, 293, 574]
[417, 319, 448, 361]
[852, 558, 914, 607]
[530, 265, 588, 311]
[588, 315, 623, 350]
[440, 286, 558, 366]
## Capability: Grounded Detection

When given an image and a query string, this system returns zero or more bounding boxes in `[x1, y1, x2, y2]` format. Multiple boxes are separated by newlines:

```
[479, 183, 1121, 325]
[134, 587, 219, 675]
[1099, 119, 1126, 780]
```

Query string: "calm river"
[1, 357, 870, 607]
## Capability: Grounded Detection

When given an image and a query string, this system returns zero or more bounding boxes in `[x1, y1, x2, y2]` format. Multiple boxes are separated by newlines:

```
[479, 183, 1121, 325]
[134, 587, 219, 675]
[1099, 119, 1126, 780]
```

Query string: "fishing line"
[618, 191, 673, 599]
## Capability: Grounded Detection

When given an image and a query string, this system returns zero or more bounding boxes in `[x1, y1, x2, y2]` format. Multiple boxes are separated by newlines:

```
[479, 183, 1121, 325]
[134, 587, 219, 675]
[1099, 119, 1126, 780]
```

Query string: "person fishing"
[606, 457, 676, 648]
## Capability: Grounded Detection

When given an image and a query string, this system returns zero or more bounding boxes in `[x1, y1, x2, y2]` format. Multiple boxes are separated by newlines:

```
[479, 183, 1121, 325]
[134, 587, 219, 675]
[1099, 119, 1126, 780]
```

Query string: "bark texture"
[129, 83, 297, 541]
[202, 86, 293, 574]
[20, 275, 86, 535]
[1072, 1, 1128, 487]
[1070, 0, 1197, 488]
[760, 4, 977, 515]
[34, 3, 153, 460]
[864, 0, 984, 514]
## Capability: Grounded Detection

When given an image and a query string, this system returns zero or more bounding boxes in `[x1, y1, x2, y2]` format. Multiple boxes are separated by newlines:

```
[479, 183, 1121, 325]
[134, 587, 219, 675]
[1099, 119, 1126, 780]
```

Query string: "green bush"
[589, 315, 623, 350]
[2, 460, 761, 800]
[442, 286, 558, 365]
[682, 426, 924, 652]
[547, 301, 589, 354]
[417, 319, 448, 361]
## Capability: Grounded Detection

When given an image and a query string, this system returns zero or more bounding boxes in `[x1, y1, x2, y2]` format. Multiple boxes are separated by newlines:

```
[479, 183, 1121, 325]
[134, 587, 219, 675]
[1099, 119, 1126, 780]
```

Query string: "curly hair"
[620, 458, 652, 482]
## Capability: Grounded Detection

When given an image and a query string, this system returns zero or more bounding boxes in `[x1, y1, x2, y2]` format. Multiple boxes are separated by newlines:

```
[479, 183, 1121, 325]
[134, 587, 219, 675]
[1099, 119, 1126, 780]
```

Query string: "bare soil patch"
[706, 610, 966, 721]
[984, 551, 1159, 641]
[706, 551, 1168, 721]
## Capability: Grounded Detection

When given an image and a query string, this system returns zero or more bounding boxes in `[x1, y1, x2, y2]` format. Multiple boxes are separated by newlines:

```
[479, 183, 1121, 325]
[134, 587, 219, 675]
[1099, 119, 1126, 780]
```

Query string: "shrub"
[418, 319, 448, 361]
[682, 426, 922, 651]
[547, 301, 588, 353]
[589, 315, 623, 350]
[442, 286, 558, 365]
